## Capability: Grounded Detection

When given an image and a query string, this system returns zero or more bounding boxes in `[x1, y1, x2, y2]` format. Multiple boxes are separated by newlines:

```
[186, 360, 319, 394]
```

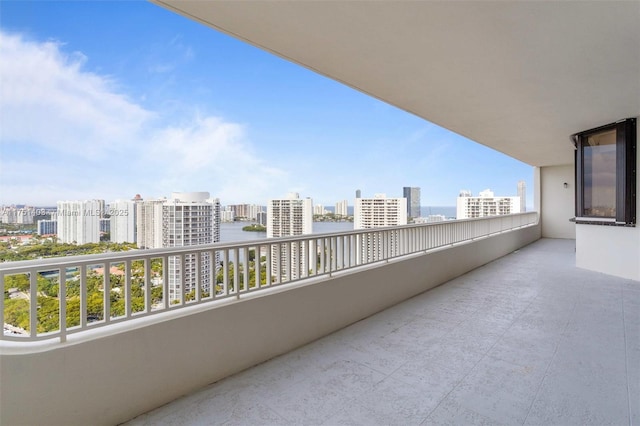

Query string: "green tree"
[3, 298, 30, 331]
[4, 274, 30, 292]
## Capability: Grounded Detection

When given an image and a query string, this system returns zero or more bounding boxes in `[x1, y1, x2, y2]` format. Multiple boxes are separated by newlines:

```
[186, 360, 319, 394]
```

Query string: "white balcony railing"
[1, 212, 537, 342]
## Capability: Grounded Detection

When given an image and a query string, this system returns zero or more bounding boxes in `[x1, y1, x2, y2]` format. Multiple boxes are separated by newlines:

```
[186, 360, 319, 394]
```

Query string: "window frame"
[573, 117, 636, 226]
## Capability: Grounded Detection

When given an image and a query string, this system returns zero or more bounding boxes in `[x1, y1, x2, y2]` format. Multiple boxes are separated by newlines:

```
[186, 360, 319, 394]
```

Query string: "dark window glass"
[583, 129, 616, 217]
[574, 118, 636, 225]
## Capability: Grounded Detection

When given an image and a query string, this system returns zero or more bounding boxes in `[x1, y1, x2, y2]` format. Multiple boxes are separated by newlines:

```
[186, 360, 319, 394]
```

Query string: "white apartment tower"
[0, 207, 36, 224]
[267, 193, 313, 281]
[335, 199, 348, 217]
[56, 200, 101, 244]
[456, 189, 521, 219]
[354, 194, 408, 229]
[136, 199, 164, 249]
[135, 194, 220, 302]
[220, 206, 235, 223]
[517, 180, 526, 213]
[354, 194, 407, 262]
[0, 208, 16, 224]
[110, 199, 137, 244]
[162, 192, 221, 302]
[228, 204, 264, 221]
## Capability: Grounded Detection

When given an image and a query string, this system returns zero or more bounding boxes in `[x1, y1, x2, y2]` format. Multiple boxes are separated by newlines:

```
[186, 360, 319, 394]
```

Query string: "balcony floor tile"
[125, 238, 639, 426]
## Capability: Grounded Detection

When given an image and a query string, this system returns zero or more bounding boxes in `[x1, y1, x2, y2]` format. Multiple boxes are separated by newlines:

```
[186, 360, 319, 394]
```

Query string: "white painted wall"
[540, 165, 576, 239]
[0, 225, 540, 426]
[576, 224, 640, 280]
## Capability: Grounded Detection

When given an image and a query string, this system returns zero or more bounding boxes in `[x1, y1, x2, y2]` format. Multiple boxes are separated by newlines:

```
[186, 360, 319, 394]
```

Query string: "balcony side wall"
[576, 122, 640, 280]
[0, 225, 540, 426]
[540, 164, 576, 239]
[576, 224, 640, 280]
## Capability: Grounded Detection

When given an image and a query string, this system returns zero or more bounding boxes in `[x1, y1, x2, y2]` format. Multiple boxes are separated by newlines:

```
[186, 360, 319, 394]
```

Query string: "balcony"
[1, 2, 637, 424]
[3, 213, 637, 425]
[124, 237, 639, 426]
[1, 214, 543, 425]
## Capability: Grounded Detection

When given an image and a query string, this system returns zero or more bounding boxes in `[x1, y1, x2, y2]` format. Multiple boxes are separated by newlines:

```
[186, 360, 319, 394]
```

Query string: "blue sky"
[0, 1, 533, 208]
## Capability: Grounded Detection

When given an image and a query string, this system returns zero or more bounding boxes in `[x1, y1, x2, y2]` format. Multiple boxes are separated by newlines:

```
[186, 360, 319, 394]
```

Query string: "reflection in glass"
[583, 129, 616, 217]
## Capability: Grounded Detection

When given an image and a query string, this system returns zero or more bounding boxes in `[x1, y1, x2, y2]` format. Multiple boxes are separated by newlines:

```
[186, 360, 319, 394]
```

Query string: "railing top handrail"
[0, 212, 538, 273]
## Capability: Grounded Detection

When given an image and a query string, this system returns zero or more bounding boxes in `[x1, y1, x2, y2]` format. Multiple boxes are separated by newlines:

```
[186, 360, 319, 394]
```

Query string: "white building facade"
[134, 194, 221, 302]
[110, 199, 137, 244]
[456, 189, 521, 219]
[335, 199, 348, 217]
[0, 207, 36, 224]
[354, 194, 407, 262]
[354, 194, 407, 230]
[313, 204, 327, 215]
[56, 200, 101, 244]
[220, 206, 235, 223]
[162, 192, 221, 302]
[228, 204, 264, 221]
[267, 193, 313, 281]
[136, 200, 164, 249]
[517, 181, 527, 213]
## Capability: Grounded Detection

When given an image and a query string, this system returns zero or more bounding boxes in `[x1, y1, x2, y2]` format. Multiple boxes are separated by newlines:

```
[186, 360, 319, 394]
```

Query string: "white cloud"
[0, 32, 151, 158]
[0, 31, 288, 206]
[146, 115, 290, 203]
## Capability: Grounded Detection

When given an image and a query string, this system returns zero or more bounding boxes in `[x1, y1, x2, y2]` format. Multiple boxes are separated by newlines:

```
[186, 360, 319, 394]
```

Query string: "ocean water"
[220, 207, 456, 244]
[220, 221, 354, 243]
[420, 206, 457, 218]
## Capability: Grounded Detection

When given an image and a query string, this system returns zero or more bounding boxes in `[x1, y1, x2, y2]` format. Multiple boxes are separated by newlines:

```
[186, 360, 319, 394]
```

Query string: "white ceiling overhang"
[151, 0, 640, 167]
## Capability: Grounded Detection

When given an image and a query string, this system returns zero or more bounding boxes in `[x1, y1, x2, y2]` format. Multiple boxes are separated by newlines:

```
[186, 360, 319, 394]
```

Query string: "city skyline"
[0, 2, 533, 208]
[0, 186, 525, 211]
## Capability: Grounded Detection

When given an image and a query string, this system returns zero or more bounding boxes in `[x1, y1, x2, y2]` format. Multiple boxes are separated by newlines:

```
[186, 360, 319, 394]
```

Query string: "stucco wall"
[540, 164, 576, 239]
[0, 225, 540, 426]
[576, 224, 640, 280]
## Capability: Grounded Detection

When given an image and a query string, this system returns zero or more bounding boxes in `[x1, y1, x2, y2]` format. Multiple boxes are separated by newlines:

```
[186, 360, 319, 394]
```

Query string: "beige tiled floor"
[125, 239, 639, 425]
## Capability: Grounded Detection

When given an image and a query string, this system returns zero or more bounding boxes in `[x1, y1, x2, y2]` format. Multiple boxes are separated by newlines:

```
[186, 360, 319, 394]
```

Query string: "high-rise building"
[134, 194, 221, 301]
[0, 207, 35, 224]
[228, 204, 265, 221]
[354, 194, 408, 229]
[220, 206, 235, 223]
[456, 189, 521, 219]
[313, 204, 326, 215]
[0, 208, 16, 224]
[37, 219, 57, 236]
[517, 180, 526, 213]
[56, 200, 101, 244]
[267, 193, 313, 281]
[335, 200, 348, 217]
[110, 199, 136, 243]
[162, 192, 220, 301]
[136, 199, 164, 249]
[355, 189, 361, 199]
[403, 187, 421, 218]
[354, 193, 408, 262]
[256, 211, 267, 226]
